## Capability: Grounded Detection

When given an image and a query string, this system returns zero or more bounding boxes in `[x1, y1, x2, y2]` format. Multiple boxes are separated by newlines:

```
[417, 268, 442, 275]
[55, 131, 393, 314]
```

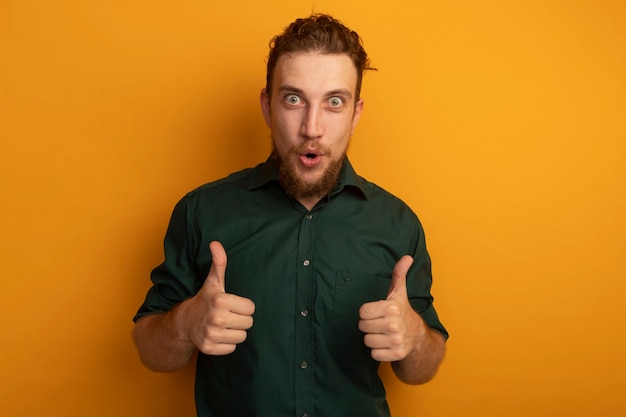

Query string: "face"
[260, 51, 364, 207]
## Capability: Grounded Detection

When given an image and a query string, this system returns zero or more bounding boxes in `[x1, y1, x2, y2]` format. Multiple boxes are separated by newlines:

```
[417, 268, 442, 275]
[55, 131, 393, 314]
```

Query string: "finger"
[197, 328, 248, 356]
[362, 332, 391, 350]
[209, 290, 256, 318]
[226, 295, 256, 318]
[203, 241, 227, 292]
[358, 315, 387, 333]
[359, 300, 388, 321]
[370, 348, 400, 363]
[202, 343, 237, 356]
[208, 327, 250, 345]
[387, 255, 413, 299]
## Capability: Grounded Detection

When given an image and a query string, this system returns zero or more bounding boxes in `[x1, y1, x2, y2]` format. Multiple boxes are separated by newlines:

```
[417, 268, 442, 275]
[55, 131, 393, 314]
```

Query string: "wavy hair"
[265, 14, 375, 101]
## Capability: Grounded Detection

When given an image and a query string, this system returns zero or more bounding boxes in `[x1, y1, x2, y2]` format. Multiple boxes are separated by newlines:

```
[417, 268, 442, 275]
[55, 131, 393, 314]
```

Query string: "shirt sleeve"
[133, 196, 201, 322]
[407, 220, 449, 340]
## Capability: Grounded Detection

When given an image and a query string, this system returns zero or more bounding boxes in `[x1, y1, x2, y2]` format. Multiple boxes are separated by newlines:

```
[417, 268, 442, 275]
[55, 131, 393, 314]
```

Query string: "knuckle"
[210, 293, 229, 309]
[387, 321, 402, 334]
[208, 313, 227, 328]
[385, 303, 401, 316]
[204, 326, 222, 341]
[390, 333, 404, 346]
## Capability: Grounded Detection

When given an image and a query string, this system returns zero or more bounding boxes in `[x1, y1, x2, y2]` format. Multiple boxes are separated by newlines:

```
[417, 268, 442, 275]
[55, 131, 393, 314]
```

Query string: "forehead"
[271, 52, 358, 95]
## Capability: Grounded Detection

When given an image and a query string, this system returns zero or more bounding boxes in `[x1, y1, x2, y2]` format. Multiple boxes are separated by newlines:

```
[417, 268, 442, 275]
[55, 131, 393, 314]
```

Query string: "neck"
[298, 196, 323, 211]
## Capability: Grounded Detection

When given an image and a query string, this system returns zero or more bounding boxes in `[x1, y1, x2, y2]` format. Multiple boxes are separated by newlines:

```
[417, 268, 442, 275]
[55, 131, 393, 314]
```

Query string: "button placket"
[294, 210, 315, 414]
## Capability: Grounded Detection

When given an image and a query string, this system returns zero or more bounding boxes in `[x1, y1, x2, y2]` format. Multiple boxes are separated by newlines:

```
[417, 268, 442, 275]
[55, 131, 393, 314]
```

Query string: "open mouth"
[299, 151, 322, 167]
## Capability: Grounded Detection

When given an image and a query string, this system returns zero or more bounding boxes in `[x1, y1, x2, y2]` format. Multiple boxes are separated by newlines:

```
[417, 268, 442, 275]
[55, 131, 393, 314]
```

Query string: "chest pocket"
[328, 272, 390, 394]
[331, 272, 390, 321]
[330, 272, 390, 336]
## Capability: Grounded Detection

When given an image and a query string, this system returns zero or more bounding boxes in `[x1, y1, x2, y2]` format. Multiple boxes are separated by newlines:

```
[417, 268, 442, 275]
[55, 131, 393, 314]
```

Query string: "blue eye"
[285, 94, 301, 105]
[328, 97, 344, 107]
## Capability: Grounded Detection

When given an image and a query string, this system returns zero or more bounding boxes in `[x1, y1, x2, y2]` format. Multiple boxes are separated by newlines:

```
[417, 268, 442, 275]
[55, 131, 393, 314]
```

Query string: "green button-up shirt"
[135, 157, 448, 417]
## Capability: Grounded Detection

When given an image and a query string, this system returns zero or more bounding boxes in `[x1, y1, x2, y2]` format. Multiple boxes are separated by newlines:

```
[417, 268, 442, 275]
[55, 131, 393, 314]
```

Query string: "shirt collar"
[246, 155, 369, 200]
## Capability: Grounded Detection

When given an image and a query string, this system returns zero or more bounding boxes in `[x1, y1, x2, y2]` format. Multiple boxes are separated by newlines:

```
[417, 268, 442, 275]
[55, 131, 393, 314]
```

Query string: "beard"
[272, 142, 347, 202]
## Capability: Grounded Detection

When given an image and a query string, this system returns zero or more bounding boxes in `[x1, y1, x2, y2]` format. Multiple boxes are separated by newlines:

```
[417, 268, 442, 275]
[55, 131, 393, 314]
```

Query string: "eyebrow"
[278, 84, 353, 99]
[278, 85, 304, 95]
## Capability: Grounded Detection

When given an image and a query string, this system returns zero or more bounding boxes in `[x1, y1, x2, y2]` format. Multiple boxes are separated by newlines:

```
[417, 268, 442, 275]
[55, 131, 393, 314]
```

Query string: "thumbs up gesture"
[179, 241, 255, 356]
[358, 255, 428, 362]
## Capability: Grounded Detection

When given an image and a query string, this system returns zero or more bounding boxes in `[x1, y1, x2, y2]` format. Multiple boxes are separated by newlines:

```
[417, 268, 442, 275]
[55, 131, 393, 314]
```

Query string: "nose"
[300, 105, 323, 139]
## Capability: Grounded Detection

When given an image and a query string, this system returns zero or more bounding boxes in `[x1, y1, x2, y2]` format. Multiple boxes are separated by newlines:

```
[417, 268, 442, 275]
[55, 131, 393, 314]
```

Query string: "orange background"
[2, 1, 625, 416]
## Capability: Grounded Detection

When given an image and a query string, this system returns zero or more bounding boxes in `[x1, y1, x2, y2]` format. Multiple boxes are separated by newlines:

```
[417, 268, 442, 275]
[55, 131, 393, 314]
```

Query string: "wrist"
[170, 298, 194, 345]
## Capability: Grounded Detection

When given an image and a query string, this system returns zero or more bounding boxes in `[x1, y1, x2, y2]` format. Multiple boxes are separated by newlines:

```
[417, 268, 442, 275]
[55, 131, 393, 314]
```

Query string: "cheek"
[270, 122, 294, 152]
[330, 117, 356, 140]
[272, 112, 300, 136]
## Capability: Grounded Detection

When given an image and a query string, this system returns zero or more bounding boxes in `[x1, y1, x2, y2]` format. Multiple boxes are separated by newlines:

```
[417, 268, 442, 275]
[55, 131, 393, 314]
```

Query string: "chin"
[274, 148, 345, 199]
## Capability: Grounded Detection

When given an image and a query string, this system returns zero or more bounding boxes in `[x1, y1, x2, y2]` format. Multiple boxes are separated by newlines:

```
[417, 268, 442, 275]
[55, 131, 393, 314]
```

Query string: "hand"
[358, 255, 427, 362]
[178, 241, 255, 356]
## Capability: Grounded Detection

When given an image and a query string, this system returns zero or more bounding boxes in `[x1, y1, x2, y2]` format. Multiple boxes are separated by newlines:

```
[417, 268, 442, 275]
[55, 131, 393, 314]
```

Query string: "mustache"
[290, 140, 329, 154]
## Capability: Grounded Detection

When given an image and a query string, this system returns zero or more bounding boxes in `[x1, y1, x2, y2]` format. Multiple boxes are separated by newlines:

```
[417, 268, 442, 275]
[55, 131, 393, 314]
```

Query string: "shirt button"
[300, 309, 309, 317]
[303, 260, 310, 267]
[302, 414, 308, 417]
[306, 214, 313, 220]
[301, 361, 308, 369]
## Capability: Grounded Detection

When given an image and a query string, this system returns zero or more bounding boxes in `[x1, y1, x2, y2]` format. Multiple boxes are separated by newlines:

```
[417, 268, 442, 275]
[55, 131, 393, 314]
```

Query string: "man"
[133, 13, 448, 417]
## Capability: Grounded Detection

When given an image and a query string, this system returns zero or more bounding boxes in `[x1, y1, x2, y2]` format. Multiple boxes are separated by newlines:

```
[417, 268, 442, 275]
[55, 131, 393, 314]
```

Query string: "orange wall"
[2, 1, 625, 416]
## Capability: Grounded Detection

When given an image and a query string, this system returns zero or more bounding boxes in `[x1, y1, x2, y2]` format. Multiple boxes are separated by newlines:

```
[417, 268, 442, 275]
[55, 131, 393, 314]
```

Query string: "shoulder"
[358, 175, 419, 220]
[183, 158, 278, 202]
[187, 167, 255, 197]
[165, 167, 258, 220]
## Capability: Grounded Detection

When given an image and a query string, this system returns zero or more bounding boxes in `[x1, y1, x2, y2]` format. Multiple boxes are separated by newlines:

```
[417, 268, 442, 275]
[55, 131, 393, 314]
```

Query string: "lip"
[298, 150, 323, 168]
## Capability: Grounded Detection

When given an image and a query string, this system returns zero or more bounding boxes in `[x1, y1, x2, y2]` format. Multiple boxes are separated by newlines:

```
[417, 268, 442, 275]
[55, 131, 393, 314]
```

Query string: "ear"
[350, 98, 364, 135]
[260, 88, 272, 128]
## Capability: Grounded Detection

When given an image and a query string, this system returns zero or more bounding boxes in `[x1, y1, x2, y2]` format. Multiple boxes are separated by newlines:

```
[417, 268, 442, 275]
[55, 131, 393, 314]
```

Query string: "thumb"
[203, 241, 227, 292]
[387, 255, 413, 299]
